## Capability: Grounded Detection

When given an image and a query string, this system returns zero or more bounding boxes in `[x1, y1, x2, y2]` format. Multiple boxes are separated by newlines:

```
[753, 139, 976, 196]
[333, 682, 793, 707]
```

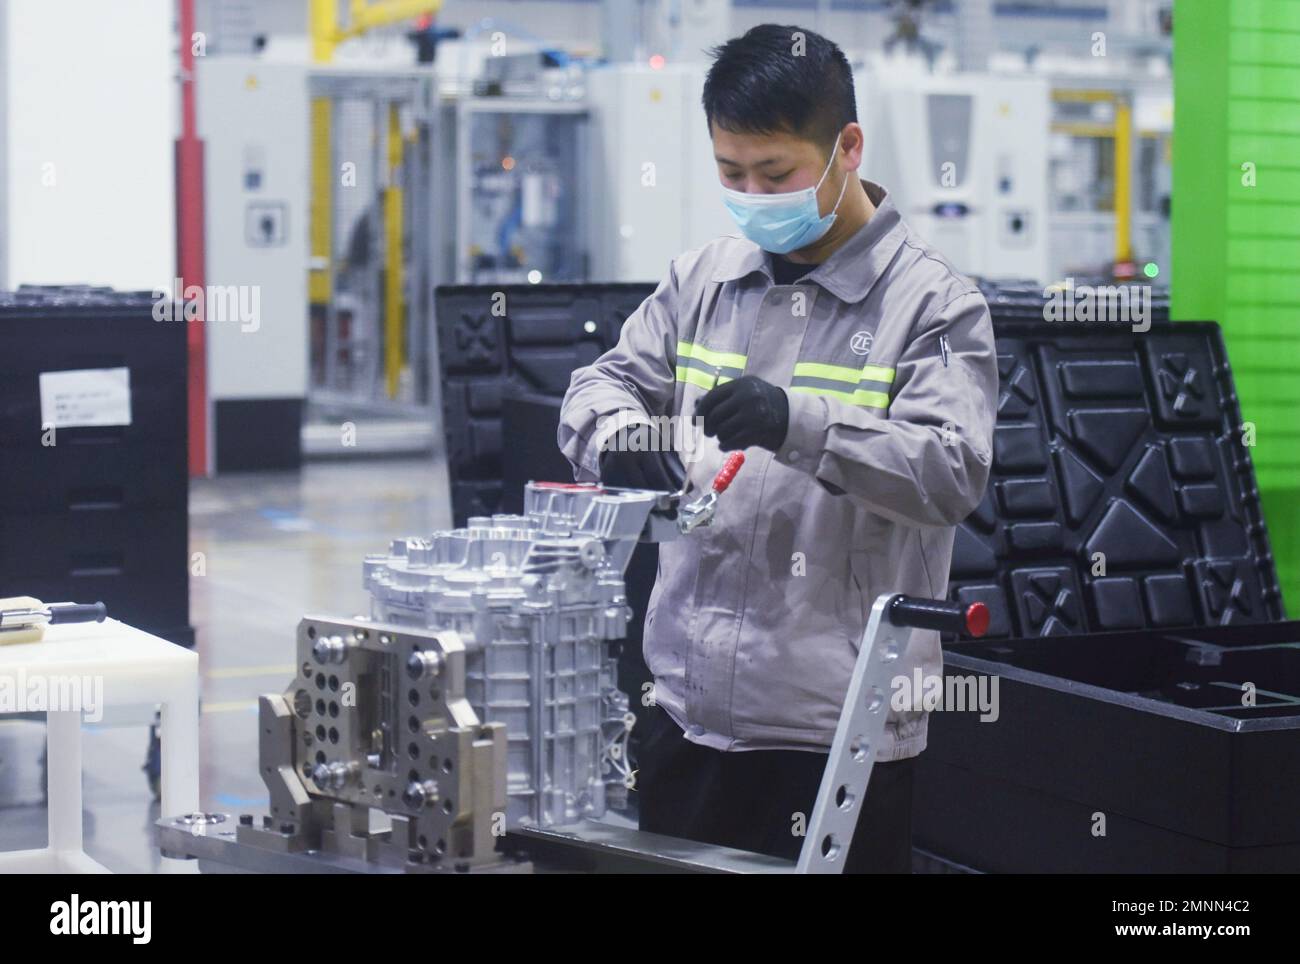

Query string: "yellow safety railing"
[1051, 88, 1134, 266]
[384, 103, 405, 398]
[308, 0, 440, 396]
[311, 0, 442, 59]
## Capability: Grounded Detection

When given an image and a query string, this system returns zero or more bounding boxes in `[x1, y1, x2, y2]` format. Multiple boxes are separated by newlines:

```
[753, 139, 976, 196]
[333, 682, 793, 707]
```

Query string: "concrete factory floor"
[0, 457, 453, 872]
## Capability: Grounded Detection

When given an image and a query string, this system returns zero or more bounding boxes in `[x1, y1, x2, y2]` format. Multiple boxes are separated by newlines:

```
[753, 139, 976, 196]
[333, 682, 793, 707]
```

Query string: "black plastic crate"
[0, 288, 192, 646]
[435, 283, 654, 523]
[0, 298, 187, 449]
[919, 315, 1290, 872]
[920, 619, 1300, 872]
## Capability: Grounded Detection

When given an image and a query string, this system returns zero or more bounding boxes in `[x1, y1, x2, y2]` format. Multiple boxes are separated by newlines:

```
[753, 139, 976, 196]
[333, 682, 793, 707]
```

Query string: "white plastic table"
[0, 618, 199, 873]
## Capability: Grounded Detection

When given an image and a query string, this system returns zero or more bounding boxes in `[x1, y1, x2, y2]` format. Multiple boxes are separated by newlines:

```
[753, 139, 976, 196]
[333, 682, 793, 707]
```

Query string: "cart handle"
[888, 595, 988, 637]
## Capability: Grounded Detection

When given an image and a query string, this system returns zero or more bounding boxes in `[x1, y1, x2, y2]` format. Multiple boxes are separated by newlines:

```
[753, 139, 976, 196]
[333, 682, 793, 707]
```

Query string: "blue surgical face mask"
[721, 133, 850, 254]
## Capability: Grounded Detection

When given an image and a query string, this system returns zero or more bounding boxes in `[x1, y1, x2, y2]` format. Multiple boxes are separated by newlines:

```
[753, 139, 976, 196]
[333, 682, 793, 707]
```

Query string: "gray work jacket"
[559, 181, 997, 760]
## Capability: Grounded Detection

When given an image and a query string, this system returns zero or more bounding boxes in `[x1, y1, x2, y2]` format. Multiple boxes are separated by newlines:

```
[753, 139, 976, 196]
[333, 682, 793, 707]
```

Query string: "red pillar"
[176, 0, 208, 476]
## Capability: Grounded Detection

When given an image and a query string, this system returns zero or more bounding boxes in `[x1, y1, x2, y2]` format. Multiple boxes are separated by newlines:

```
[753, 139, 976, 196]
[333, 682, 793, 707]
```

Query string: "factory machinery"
[160, 461, 987, 874]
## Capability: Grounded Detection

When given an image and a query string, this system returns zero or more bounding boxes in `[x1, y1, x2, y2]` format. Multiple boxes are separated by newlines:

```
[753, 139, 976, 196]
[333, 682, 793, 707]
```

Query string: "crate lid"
[950, 311, 1283, 638]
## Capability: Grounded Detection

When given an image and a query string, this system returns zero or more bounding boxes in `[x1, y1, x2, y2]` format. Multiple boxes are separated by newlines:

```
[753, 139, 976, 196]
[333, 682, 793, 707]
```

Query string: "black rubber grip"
[47, 601, 108, 624]
[889, 595, 989, 637]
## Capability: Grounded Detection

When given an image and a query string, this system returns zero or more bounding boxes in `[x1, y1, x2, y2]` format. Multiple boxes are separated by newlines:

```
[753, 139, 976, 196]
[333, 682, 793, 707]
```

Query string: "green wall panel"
[1174, 0, 1300, 610]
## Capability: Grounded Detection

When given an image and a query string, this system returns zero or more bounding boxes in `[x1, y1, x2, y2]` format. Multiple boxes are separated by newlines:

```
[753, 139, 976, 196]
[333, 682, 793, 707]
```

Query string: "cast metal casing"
[362, 482, 659, 826]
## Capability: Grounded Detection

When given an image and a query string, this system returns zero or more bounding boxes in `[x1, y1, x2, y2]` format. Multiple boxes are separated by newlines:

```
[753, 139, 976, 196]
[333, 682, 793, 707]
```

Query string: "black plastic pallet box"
[919, 619, 1300, 872]
[922, 312, 1292, 873]
[0, 286, 193, 647]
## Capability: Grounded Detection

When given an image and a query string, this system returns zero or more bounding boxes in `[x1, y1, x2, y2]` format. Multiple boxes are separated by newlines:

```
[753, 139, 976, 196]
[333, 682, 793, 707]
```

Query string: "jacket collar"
[709, 180, 906, 304]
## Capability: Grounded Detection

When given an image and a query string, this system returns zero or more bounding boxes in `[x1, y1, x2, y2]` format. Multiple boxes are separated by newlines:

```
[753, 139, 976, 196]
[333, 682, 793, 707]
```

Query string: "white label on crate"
[38, 367, 133, 428]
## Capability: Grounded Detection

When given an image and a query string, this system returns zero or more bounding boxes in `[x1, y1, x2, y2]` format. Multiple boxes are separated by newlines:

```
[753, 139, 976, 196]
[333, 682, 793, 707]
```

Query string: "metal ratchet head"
[676, 452, 746, 535]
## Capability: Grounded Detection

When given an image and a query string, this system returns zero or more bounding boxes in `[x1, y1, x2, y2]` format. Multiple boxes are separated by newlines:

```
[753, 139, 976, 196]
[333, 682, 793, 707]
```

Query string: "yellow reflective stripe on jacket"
[677, 340, 748, 370]
[789, 359, 894, 409]
[675, 366, 735, 391]
[789, 384, 891, 409]
[675, 340, 746, 389]
[791, 361, 896, 385]
[675, 344, 891, 408]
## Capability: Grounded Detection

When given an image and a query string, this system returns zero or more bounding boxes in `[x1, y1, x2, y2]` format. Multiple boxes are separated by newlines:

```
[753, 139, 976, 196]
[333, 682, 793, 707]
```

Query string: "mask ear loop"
[817, 134, 851, 220]
[813, 132, 844, 193]
[813, 132, 850, 218]
[825, 157, 851, 218]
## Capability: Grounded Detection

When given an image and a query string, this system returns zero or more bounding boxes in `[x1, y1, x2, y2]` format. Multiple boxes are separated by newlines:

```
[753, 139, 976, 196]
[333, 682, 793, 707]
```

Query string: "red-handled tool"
[677, 453, 746, 534]
[710, 452, 745, 493]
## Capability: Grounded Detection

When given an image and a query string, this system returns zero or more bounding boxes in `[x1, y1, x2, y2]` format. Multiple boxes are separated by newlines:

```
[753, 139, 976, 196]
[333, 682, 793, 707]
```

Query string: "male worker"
[558, 24, 998, 872]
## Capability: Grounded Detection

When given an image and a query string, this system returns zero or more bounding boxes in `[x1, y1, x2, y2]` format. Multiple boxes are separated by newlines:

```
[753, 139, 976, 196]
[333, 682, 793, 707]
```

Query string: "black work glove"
[696, 376, 789, 452]
[598, 421, 688, 492]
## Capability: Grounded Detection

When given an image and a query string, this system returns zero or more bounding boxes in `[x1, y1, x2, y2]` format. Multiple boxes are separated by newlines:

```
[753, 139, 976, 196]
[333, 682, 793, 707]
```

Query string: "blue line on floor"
[214, 793, 268, 809]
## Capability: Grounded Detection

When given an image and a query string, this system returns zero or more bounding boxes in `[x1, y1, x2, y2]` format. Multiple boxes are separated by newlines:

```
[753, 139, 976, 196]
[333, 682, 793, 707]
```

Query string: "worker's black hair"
[702, 24, 857, 151]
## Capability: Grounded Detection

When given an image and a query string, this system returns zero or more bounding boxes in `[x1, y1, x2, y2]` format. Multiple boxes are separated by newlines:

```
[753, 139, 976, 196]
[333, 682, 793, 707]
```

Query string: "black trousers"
[636, 703, 914, 873]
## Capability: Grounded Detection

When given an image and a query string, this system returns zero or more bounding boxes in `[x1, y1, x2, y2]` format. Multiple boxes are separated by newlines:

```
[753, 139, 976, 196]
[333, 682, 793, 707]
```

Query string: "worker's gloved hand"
[599, 422, 688, 492]
[696, 376, 790, 452]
